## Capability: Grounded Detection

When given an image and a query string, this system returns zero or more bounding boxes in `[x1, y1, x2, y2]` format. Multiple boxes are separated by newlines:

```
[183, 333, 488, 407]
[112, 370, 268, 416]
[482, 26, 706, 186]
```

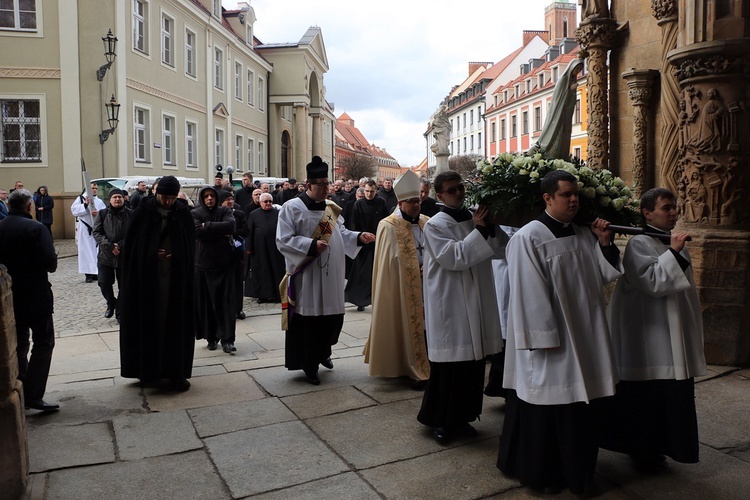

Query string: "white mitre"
[393, 170, 420, 201]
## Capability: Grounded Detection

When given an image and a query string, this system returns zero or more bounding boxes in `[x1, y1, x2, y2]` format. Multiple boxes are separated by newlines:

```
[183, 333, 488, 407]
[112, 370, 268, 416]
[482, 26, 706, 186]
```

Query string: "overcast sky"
[227, 0, 580, 167]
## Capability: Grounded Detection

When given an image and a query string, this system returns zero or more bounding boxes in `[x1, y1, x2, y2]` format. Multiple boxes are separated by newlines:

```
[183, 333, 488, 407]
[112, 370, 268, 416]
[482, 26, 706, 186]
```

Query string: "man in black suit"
[419, 177, 440, 217]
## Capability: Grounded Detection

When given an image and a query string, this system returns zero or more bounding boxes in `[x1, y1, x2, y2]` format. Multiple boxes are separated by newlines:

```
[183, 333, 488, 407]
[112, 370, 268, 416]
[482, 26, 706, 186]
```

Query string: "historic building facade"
[0, 0, 334, 237]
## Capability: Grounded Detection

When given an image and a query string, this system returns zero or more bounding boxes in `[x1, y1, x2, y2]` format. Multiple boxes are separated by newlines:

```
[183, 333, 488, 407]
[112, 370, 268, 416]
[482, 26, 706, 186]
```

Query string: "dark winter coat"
[192, 187, 235, 271]
[93, 205, 133, 268]
[233, 186, 255, 211]
[34, 193, 54, 225]
[119, 196, 196, 380]
[0, 210, 57, 320]
[376, 187, 398, 213]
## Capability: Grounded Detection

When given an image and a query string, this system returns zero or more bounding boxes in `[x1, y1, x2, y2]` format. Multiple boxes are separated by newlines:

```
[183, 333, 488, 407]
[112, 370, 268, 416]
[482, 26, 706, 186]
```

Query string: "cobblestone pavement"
[51, 239, 281, 337]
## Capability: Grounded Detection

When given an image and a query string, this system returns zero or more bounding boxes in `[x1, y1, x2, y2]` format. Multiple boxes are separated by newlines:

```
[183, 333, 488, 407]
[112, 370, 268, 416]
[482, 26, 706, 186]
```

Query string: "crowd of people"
[1, 161, 706, 495]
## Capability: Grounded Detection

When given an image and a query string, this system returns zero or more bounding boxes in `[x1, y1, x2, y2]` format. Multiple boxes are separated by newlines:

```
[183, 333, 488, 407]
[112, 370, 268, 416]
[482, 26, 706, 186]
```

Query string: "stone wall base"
[0, 383, 29, 499]
[688, 226, 750, 365]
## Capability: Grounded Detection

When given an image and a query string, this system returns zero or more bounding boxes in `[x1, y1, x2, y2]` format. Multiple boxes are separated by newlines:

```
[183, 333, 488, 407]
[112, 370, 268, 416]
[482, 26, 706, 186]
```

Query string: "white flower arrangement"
[465, 153, 642, 226]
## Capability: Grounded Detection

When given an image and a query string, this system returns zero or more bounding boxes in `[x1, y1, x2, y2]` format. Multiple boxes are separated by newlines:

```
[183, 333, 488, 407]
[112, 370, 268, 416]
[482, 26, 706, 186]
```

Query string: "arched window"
[563, 17, 568, 37]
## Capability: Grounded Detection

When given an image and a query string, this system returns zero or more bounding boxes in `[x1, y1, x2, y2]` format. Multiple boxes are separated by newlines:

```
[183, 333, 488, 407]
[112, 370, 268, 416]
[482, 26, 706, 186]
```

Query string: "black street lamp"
[96, 29, 118, 81]
[99, 94, 121, 144]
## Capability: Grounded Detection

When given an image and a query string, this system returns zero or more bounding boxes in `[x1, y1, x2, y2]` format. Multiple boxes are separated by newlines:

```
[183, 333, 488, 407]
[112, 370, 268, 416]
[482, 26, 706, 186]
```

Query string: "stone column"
[652, 0, 681, 192]
[576, 17, 619, 170]
[622, 69, 659, 197]
[434, 153, 449, 175]
[293, 103, 308, 180]
[667, 1, 750, 364]
[0, 267, 29, 498]
[310, 111, 322, 159]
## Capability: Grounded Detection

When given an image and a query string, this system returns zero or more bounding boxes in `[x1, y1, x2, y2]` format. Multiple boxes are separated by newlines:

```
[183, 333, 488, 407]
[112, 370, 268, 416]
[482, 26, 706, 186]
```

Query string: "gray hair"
[8, 188, 33, 211]
[420, 177, 431, 188]
[259, 192, 274, 202]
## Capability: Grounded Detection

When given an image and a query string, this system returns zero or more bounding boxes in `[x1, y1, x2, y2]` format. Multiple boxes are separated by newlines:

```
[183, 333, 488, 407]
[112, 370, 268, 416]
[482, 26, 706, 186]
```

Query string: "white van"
[91, 176, 207, 204]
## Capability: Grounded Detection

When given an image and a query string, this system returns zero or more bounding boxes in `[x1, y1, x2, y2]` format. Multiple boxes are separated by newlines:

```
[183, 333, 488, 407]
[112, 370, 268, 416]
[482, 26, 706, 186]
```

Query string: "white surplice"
[422, 212, 507, 363]
[503, 221, 622, 405]
[71, 194, 106, 275]
[275, 197, 361, 316]
[608, 235, 706, 381]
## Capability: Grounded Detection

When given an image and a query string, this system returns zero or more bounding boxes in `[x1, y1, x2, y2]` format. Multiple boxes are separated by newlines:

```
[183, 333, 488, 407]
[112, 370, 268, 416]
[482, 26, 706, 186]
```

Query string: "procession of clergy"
[67, 152, 704, 496]
[356, 165, 704, 495]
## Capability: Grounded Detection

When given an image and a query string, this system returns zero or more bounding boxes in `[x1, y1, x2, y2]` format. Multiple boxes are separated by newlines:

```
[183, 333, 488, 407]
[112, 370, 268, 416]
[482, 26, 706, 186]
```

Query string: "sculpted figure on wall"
[684, 170, 708, 223]
[693, 88, 729, 154]
[580, 0, 609, 20]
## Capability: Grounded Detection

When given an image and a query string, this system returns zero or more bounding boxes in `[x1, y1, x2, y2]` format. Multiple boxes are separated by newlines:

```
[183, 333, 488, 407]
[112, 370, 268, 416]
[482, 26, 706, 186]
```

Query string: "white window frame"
[246, 69, 254, 106]
[257, 141, 265, 174]
[185, 119, 197, 170]
[160, 11, 174, 67]
[161, 113, 175, 166]
[214, 127, 224, 167]
[214, 47, 224, 90]
[257, 77, 264, 111]
[212, 0, 221, 17]
[234, 134, 243, 172]
[185, 28, 196, 78]
[132, 0, 148, 55]
[0, 95, 47, 164]
[234, 62, 242, 101]
[247, 138, 254, 173]
[0, 0, 38, 31]
[134, 104, 151, 163]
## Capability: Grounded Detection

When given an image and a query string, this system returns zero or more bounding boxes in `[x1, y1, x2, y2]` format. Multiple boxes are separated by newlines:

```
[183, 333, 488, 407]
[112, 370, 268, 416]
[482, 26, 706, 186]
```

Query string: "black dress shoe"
[85, 276, 94, 283]
[25, 399, 60, 412]
[303, 368, 320, 385]
[411, 379, 428, 391]
[222, 342, 236, 353]
[453, 422, 478, 437]
[104, 307, 114, 319]
[169, 379, 191, 391]
[237, 311, 246, 320]
[207, 341, 218, 351]
[432, 427, 451, 444]
[321, 357, 334, 369]
[356, 305, 365, 311]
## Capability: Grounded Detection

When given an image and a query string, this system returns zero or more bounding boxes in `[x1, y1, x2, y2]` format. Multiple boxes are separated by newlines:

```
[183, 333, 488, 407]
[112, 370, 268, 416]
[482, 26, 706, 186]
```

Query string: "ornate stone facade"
[622, 69, 659, 197]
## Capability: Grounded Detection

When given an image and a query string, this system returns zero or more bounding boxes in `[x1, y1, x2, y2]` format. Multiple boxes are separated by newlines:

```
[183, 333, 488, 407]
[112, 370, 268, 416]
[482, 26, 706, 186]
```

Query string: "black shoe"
[207, 341, 218, 351]
[411, 379, 428, 391]
[303, 368, 320, 385]
[222, 342, 236, 353]
[321, 357, 334, 369]
[432, 427, 451, 444]
[237, 311, 246, 320]
[85, 276, 94, 283]
[104, 307, 114, 319]
[356, 305, 365, 311]
[453, 422, 478, 437]
[169, 379, 191, 392]
[25, 399, 60, 412]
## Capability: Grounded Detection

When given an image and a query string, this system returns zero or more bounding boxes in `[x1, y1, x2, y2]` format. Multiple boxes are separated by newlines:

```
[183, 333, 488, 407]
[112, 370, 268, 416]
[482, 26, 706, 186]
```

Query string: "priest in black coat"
[246, 192, 286, 303]
[345, 180, 387, 310]
[119, 176, 196, 391]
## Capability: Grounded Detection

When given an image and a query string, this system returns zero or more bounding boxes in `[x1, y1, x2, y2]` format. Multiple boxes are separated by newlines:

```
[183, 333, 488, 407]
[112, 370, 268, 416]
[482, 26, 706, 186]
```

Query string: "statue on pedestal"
[429, 104, 451, 156]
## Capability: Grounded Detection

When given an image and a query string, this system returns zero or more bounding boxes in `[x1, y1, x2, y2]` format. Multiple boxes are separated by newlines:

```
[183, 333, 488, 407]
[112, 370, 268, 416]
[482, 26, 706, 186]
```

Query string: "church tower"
[544, 1, 578, 45]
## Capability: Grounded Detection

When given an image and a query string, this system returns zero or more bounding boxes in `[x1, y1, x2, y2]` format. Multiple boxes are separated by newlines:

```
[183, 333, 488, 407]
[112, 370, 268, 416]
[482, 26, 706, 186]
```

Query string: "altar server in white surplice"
[497, 170, 622, 496]
[603, 187, 706, 468]
[71, 182, 107, 283]
[417, 170, 507, 444]
[276, 156, 373, 386]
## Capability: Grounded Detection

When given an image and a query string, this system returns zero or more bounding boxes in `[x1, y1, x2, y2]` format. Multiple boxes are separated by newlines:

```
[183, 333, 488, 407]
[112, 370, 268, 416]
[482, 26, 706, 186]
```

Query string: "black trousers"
[16, 314, 55, 401]
[98, 263, 121, 313]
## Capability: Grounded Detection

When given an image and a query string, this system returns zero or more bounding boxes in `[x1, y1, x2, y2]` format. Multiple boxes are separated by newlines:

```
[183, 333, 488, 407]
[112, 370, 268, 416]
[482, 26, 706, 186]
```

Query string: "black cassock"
[119, 197, 196, 381]
[344, 196, 387, 307]
[245, 208, 286, 302]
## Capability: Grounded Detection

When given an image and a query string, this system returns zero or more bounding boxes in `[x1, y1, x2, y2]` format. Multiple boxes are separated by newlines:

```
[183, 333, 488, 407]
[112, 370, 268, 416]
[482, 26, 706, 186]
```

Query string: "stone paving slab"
[339, 319, 371, 339]
[188, 397, 297, 438]
[27, 384, 145, 428]
[337, 331, 367, 348]
[360, 436, 513, 499]
[354, 377, 425, 405]
[46, 368, 120, 387]
[44, 450, 230, 500]
[48, 349, 121, 376]
[247, 329, 286, 351]
[114, 410, 203, 461]
[223, 356, 285, 372]
[695, 374, 750, 451]
[204, 420, 350, 497]
[98, 331, 120, 350]
[28, 422, 115, 472]
[49, 333, 112, 358]
[281, 385, 377, 420]
[252, 472, 381, 500]
[596, 444, 750, 498]
[145, 371, 265, 412]
[249, 355, 371, 397]
[306, 398, 443, 470]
